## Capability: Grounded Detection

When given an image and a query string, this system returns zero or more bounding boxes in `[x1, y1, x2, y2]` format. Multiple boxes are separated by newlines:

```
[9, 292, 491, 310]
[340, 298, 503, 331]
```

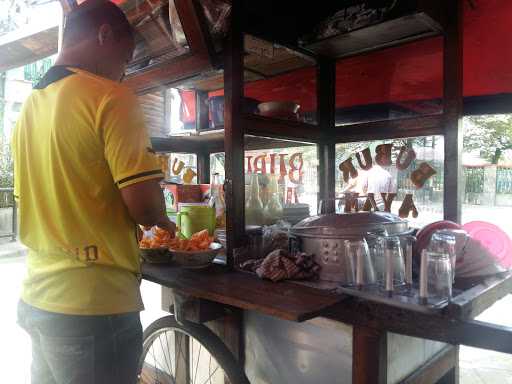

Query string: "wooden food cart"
[59, 0, 512, 383]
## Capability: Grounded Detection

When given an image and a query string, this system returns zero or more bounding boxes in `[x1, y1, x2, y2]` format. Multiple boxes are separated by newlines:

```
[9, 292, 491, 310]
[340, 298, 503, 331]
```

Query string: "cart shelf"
[151, 113, 445, 155]
[333, 114, 444, 143]
[303, 11, 442, 60]
[151, 114, 320, 154]
[126, 34, 316, 95]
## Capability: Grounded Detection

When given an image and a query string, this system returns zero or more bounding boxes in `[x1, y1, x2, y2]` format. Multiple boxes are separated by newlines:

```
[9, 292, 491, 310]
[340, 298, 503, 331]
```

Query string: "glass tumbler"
[342, 238, 376, 287]
[428, 230, 457, 282]
[399, 235, 415, 285]
[367, 234, 406, 290]
[421, 250, 453, 302]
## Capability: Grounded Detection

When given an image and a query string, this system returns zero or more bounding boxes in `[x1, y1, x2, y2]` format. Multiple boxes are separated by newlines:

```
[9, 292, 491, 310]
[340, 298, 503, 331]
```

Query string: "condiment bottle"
[263, 174, 283, 225]
[210, 173, 226, 228]
[245, 173, 264, 226]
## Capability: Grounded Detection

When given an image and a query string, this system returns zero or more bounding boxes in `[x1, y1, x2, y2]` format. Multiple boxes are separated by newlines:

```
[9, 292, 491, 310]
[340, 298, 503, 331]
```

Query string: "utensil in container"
[341, 238, 375, 287]
[372, 235, 406, 289]
[400, 235, 415, 285]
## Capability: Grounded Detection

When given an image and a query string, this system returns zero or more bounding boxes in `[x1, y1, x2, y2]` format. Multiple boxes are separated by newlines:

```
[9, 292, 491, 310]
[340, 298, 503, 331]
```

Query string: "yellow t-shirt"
[12, 66, 164, 315]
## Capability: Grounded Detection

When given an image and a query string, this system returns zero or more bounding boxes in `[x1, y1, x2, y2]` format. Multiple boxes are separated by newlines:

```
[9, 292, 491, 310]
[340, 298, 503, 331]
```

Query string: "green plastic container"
[176, 204, 215, 238]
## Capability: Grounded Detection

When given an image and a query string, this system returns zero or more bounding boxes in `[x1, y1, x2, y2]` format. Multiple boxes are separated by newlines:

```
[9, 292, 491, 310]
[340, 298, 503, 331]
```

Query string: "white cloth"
[364, 165, 396, 206]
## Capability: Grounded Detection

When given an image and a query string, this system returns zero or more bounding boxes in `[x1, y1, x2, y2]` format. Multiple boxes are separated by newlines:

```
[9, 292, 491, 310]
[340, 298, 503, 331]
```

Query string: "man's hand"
[154, 216, 177, 238]
[120, 179, 175, 233]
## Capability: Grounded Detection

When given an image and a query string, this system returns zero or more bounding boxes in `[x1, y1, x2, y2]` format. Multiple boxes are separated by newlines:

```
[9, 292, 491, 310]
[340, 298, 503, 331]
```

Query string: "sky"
[0, 0, 61, 38]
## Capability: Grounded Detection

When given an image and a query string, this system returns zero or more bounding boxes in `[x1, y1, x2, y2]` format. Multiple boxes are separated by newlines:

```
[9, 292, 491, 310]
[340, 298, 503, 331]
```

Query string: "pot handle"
[402, 234, 416, 285]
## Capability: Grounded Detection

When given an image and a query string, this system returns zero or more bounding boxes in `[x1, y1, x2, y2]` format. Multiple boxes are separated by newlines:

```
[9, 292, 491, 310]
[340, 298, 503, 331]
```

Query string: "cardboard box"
[162, 183, 211, 212]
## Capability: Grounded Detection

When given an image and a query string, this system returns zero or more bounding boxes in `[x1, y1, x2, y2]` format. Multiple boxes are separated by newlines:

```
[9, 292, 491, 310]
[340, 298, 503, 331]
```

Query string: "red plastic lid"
[462, 221, 512, 268]
[415, 220, 462, 256]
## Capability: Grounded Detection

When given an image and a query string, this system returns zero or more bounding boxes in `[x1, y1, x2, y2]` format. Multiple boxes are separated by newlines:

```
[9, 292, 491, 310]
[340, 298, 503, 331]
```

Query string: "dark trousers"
[17, 300, 142, 384]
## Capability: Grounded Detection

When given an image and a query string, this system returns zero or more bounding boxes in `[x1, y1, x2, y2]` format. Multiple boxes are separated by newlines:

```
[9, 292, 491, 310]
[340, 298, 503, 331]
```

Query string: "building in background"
[0, 57, 55, 139]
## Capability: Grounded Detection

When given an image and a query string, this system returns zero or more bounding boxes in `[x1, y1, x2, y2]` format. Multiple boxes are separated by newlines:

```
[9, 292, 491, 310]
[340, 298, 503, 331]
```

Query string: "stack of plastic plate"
[215, 228, 227, 249]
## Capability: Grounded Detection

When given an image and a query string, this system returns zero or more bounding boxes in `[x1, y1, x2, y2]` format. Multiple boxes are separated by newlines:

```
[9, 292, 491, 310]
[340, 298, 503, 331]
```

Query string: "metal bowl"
[140, 247, 173, 264]
[170, 242, 223, 269]
[290, 212, 412, 283]
[258, 101, 300, 118]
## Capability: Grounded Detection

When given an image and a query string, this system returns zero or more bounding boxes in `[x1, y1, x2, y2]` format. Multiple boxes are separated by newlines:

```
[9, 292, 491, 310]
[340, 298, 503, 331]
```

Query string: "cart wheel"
[138, 315, 250, 384]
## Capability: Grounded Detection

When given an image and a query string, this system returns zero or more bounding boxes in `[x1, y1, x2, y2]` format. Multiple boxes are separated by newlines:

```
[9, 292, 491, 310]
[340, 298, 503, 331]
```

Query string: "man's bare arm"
[120, 179, 176, 234]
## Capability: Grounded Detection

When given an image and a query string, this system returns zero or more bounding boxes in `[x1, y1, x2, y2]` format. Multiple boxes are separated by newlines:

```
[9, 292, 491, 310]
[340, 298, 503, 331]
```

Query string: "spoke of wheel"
[193, 344, 202, 384]
[191, 336, 194, 384]
[150, 344, 159, 382]
[148, 343, 168, 377]
[176, 332, 183, 381]
[199, 365, 220, 384]
[158, 334, 172, 375]
[163, 330, 175, 378]
[208, 355, 212, 384]
[176, 331, 190, 384]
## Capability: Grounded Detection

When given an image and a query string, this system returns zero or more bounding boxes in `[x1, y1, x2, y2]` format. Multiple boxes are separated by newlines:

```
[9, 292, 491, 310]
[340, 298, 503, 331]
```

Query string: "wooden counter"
[142, 263, 512, 354]
[141, 262, 345, 322]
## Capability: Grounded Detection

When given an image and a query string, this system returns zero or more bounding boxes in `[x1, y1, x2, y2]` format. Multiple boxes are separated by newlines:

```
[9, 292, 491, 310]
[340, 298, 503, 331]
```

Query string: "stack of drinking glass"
[340, 228, 467, 306]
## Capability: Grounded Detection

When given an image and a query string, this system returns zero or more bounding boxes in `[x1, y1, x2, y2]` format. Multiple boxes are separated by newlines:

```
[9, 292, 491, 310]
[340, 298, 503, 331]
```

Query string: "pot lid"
[291, 212, 407, 237]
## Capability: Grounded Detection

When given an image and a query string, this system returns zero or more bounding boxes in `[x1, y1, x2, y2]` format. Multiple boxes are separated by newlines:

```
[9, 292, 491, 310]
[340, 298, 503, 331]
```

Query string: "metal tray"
[337, 283, 463, 315]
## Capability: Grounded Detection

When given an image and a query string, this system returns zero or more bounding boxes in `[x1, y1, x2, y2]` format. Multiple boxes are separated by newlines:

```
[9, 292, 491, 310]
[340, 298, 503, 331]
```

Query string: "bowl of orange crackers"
[139, 227, 222, 267]
[139, 227, 175, 263]
[169, 229, 222, 269]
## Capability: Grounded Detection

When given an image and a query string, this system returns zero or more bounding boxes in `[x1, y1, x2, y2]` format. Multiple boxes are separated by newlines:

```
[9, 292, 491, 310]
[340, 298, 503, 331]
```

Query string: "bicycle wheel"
[138, 315, 250, 384]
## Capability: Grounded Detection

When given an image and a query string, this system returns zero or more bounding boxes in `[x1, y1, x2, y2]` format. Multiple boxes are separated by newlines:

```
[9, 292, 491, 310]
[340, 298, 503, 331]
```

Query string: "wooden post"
[58, 0, 76, 13]
[175, 334, 190, 384]
[317, 57, 336, 214]
[223, 0, 245, 268]
[196, 90, 209, 131]
[443, 0, 464, 223]
[222, 310, 244, 364]
[196, 90, 211, 184]
[437, 346, 460, 384]
[163, 89, 172, 136]
[352, 326, 387, 384]
[402, 345, 459, 384]
[197, 152, 211, 184]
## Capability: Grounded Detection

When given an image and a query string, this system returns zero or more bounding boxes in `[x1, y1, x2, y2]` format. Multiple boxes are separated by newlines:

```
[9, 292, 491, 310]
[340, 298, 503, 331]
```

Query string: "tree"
[464, 115, 512, 164]
[0, 134, 13, 188]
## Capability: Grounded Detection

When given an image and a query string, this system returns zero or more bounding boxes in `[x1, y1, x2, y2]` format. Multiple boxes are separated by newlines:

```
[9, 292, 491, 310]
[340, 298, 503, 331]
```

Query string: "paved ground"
[459, 294, 512, 383]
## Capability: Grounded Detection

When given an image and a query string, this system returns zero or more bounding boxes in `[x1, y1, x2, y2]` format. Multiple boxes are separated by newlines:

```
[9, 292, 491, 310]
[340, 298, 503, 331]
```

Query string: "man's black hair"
[63, 0, 133, 46]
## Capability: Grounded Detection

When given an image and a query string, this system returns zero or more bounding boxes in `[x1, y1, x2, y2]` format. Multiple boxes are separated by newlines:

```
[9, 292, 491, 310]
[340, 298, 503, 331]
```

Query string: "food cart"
[55, 0, 512, 383]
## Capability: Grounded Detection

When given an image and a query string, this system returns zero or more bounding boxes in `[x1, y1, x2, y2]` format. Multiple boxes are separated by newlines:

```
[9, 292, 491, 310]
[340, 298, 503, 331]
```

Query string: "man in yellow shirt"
[12, 1, 175, 383]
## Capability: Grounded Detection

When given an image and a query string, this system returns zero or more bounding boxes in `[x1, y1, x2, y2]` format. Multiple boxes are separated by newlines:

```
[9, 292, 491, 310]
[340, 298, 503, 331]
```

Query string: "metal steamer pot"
[289, 212, 414, 283]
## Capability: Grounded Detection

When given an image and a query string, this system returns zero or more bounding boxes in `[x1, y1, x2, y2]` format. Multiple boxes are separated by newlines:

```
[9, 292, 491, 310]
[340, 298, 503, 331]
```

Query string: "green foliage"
[464, 115, 512, 164]
[0, 134, 13, 188]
